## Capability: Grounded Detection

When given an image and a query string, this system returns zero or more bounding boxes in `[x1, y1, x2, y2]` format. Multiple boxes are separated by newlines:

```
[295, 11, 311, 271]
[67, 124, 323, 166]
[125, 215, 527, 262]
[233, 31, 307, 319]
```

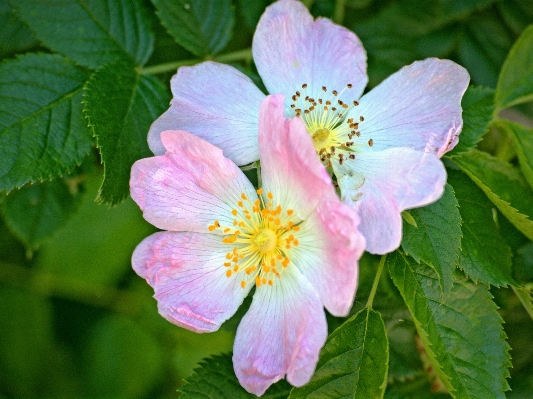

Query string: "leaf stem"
[367, 254, 387, 309]
[333, 0, 346, 24]
[141, 48, 253, 75]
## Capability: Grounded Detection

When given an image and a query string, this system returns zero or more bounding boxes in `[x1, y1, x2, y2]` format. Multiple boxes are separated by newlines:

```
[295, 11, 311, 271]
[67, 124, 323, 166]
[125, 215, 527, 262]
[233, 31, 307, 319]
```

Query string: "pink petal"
[335, 148, 447, 254]
[351, 58, 469, 157]
[132, 231, 251, 332]
[147, 61, 265, 165]
[130, 130, 257, 232]
[253, 0, 367, 107]
[258, 94, 337, 219]
[290, 199, 365, 316]
[233, 268, 327, 395]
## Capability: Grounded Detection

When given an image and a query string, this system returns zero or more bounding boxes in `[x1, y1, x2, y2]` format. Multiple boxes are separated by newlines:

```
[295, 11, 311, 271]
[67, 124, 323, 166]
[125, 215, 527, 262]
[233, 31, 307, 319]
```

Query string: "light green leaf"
[83, 59, 170, 205]
[447, 86, 495, 157]
[448, 169, 515, 287]
[454, 149, 533, 241]
[401, 184, 462, 293]
[0, 53, 92, 192]
[11, 0, 154, 68]
[401, 210, 417, 228]
[494, 120, 533, 190]
[84, 314, 163, 398]
[495, 23, 533, 109]
[178, 353, 292, 399]
[1, 179, 80, 250]
[388, 251, 511, 399]
[151, 0, 235, 57]
[289, 307, 388, 399]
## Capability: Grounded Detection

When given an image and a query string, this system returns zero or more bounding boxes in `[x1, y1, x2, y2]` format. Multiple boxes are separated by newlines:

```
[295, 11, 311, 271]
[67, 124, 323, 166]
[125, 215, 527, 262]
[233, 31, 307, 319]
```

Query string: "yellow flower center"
[207, 189, 301, 289]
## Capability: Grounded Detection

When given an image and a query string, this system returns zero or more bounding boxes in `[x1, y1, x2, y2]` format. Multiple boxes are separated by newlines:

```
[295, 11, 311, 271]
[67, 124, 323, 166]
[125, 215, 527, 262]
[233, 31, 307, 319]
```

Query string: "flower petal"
[351, 58, 469, 157]
[258, 94, 337, 220]
[334, 147, 447, 254]
[253, 0, 367, 107]
[147, 61, 265, 165]
[132, 231, 252, 333]
[233, 268, 327, 395]
[130, 130, 257, 232]
[289, 199, 365, 316]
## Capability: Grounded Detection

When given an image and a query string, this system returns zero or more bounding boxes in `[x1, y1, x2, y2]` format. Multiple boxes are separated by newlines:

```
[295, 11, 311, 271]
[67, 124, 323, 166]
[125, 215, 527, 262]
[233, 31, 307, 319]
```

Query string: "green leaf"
[288, 307, 388, 399]
[388, 251, 511, 399]
[11, 0, 154, 69]
[178, 353, 292, 399]
[386, 316, 424, 383]
[454, 149, 533, 241]
[238, 0, 271, 30]
[447, 86, 495, 157]
[151, 0, 235, 57]
[401, 184, 462, 293]
[84, 314, 163, 398]
[494, 120, 533, 190]
[448, 169, 515, 287]
[512, 286, 533, 321]
[83, 59, 170, 204]
[1, 179, 80, 250]
[35, 172, 155, 287]
[495, 23, 533, 109]
[0, 2, 38, 58]
[0, 53, 92, 192]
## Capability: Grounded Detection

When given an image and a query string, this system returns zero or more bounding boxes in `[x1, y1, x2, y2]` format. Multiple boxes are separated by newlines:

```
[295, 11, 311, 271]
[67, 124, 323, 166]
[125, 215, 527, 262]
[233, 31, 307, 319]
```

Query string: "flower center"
[207, 189, 301, 289]
[289, 83, 373, 167]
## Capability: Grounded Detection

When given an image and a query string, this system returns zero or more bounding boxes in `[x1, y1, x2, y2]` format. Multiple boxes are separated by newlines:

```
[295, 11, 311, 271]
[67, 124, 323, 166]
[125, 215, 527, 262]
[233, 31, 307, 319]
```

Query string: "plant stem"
[141, 47, 253, 75]
[366, 254, 387, 309]
[333, 0, 346, 24]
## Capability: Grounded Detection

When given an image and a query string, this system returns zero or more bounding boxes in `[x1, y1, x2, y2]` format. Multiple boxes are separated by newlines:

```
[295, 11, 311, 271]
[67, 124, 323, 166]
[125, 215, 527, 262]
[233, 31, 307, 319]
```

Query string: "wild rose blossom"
[130, 95, 365, 396]
[147, 0, 470, 254]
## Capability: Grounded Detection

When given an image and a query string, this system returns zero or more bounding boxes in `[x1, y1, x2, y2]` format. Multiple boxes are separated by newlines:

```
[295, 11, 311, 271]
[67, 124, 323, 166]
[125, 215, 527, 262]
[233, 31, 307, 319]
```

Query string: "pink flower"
[131, 95, 365, 396]
[147, 0, 470, 255]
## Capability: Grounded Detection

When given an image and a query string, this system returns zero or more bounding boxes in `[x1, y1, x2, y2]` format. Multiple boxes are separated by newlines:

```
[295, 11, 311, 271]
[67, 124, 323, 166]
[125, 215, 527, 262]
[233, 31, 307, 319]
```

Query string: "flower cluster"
[131, 0, 469, 396]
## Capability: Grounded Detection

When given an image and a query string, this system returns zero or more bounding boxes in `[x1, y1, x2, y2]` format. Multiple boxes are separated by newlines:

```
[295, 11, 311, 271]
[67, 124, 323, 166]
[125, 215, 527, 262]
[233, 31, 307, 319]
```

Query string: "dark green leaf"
[512, 286, 533, 321]
[388, 251, 511, 399]
[238, 0, 272, 30]
[494, 120, 533, 189]
[289, 307, 388, 399]
[11, 0, 154, 68]
[454, 149, 533, 241]
[1, 179, 80, 250]
[497, 0, 533, 36]
[448, 169, 514, 287]
[0, 53, 92, 192]
[83, 59, 170, 204]
[151, 0, 235, 57]
[401, 184, 461, 293]
[0, 2, 38, 58]
[447, 86, 495, 157]
[178, 353, 292, 399]
[495, 24, 533, 109]
[84, 314, 163, 398]
[35, 172, 155, 287]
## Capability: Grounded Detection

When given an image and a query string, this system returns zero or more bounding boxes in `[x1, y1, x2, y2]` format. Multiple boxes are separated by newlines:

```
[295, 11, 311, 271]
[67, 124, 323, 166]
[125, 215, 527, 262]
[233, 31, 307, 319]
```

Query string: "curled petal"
[130, 130, 257, 232]
[148, 62, 265, 165]
[233, 268, 327, 396]
[351, 58, 469, 157]
[335, 148, 447, 254]
[290, 199, 365, 316]
[258, 94, 337, 220]
[132, 232, 251, 332]
[253, 0, 367, 108]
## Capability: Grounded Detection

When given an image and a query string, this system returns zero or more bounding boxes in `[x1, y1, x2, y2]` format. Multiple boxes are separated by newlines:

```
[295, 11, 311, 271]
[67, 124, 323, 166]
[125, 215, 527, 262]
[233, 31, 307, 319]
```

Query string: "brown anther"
[326, 101, 331, 105]
[318, 99, 323, 104]
[296, 91, 300, 96]
[324, 106, 328, 111]
[349, 154, 355, 159]
[332, 90, 338, 96]
[339, 158, 343, 165]
[360, 116, 365, 121]
[305, 95, 309, 101]
[290, 104, 295, 108]
[309, 106, 315, 111]
[342, 104, 348, 109]
[318, 148, 326, 155]
[353, 100, 359, 106]
[330, 146, 336, 153]
[322, 86, 327, 92]
[338, 100, 343, 105]
[304, 109, 310, 114]
[356, 131, 361, 137]
[332, 107, 337, 111]
[295, 108, 301, 113]
[292, 95, 296, 101]
[347, 83, 353, 88]
[368, 139, 373, 146]
[338, 113, 343, 118]
[302, 83, 308, 88]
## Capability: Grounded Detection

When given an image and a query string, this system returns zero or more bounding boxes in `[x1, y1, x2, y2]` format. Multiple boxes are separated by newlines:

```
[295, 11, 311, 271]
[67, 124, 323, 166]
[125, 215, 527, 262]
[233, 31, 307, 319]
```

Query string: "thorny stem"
[141, 48, 253, 75]
[333, 0, 346, 25]
[366, 254, 387, 309]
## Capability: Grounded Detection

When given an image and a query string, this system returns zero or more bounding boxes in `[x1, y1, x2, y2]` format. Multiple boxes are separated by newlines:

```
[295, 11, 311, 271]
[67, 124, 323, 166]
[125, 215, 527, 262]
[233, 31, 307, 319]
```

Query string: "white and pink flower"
[131, 95, 365, 395]
[148, 0, 470, 254]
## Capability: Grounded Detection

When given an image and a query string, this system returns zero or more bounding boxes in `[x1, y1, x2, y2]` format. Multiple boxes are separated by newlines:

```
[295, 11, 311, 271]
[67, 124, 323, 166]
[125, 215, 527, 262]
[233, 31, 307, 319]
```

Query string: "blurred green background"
[1, 0, 533, 397]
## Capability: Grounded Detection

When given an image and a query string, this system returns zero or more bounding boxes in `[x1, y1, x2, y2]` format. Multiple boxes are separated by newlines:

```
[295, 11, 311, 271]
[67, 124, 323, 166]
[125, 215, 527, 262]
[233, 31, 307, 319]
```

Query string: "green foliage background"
[1, 0, 533, 398]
